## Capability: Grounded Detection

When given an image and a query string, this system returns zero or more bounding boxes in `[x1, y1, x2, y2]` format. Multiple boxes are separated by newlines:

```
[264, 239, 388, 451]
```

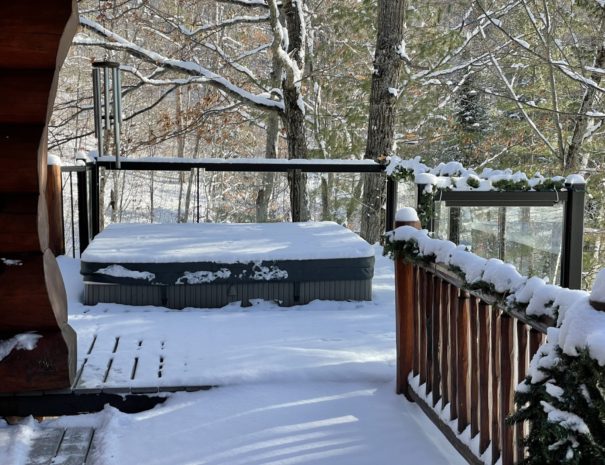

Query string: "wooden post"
[46, 161, 65, 256]
[394, 208, 420, 399]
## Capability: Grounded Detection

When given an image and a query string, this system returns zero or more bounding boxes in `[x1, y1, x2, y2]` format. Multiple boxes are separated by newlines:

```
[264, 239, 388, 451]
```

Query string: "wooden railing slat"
[426, 272, 434, 396]
[432, 276, 441, 407]
[440, 279, 449, 411]
[419, 269, 427, 385]
[456, 290, 470, 434]
[413, 266, 420, 377]
[449, 283, 459, 421]
[491, 310, 501, 465]
[478, 302, 490, 455]
[516, 321, 529, 462]
[500, 314, 515, 465]
[470, 297, 479, 438]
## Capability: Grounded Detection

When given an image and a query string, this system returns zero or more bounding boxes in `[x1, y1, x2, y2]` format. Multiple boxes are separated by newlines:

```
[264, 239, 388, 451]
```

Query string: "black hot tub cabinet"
[80, 222, 375, 308]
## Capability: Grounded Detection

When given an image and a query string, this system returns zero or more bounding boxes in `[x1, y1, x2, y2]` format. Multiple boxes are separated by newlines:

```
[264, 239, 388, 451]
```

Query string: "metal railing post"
[385, 177, 398, 233]
[77, 167, 90, 254]
[561, 182, 585, 289]
[91, 162, 100, 237]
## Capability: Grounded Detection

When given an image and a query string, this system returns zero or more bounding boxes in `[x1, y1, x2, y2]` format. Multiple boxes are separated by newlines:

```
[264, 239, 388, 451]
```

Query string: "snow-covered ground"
[0, 246, 466, 465]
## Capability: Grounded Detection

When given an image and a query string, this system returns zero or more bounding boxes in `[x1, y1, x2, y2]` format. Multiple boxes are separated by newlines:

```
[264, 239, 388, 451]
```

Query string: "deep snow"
[0, 246, 466, 465]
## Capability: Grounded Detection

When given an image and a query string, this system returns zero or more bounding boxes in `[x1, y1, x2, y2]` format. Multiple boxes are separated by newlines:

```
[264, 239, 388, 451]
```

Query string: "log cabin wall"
[0, 1, 78, 392]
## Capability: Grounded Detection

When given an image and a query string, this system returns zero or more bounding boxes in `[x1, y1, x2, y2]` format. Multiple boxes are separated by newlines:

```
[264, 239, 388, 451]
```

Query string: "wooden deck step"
[25, 427, 94, 465]
[74, 332, 212, 392]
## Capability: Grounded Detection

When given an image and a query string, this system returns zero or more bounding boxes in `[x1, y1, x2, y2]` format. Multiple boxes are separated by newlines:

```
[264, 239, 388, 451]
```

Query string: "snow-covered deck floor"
[0, 247, 466, 465]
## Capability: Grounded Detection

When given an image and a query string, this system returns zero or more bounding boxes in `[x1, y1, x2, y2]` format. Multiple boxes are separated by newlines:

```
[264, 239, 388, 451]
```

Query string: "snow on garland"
[386, 155, 584, 193]
[385, 155, 585, 229]
[385, 225, 605, 464]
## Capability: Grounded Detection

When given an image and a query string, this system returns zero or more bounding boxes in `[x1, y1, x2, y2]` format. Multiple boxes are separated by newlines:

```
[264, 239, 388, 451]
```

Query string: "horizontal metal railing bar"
[439, 190, 568, 207]
[93, 156, 385, 173]
[60, 165, 88, 173]
[444, 200, 564, 207]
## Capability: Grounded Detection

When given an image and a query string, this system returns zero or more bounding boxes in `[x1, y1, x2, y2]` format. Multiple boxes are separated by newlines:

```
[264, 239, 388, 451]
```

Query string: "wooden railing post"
[394, 208, 421, 399]
[46, 159, 65, 256]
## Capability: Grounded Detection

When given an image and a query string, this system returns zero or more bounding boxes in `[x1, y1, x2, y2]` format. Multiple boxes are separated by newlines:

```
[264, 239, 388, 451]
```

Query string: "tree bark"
[257, 52, 281, 223]
[566, 16, 605, 171]
[565, 43, 605, 171]
[268, 0, 310, 221]
[257, 112, 278, 222]
[360, 0, 406, 242]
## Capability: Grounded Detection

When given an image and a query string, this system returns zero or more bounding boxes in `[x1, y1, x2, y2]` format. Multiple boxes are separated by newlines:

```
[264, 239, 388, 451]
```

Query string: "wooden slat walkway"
[12, 427, 95, 465]
[0, 332, 214, 417]
[72, 333, 212, 394]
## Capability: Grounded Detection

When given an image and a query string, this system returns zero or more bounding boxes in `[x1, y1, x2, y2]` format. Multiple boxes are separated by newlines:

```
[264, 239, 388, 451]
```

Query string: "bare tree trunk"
[566, 15, 605, 171]
[360, 0, 406, 242]
[268, 0, 310, 222]
[320, 175, 331, 221]
[347, 176, 363, 227]
[257, 54, 281, 223]
[257, 114, 278, 222]
[283, 82, 310, 221]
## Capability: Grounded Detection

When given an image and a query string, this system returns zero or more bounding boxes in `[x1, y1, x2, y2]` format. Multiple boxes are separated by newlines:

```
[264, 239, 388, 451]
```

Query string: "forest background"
[49, 0, 605, 286]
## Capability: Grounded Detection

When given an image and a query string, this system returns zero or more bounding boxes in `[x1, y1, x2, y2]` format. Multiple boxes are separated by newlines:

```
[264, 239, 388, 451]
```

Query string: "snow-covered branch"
[216, 0, 271, 8]
[267, 0, 303, 87]
[77, 16, 284, 114]
[178, 14, 270, 36]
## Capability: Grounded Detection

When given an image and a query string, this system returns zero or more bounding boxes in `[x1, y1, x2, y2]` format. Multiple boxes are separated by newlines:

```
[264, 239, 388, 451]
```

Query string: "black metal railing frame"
[414, 184, 586, 289]
[61, 158, 398, 256]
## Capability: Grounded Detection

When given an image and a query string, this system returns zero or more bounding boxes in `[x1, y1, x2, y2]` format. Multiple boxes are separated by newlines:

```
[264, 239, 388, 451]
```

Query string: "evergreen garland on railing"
[510, 348, 605, 465]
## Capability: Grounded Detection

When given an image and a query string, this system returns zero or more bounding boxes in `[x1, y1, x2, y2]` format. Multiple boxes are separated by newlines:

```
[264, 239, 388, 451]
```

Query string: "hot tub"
[80, 222, 375, 308]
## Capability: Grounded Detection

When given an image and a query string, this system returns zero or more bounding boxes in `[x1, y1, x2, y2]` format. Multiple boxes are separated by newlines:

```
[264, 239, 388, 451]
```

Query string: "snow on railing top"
[385, 222, 605, 366]
[95, 156, 380, 166]
[386, 155, 585, 193]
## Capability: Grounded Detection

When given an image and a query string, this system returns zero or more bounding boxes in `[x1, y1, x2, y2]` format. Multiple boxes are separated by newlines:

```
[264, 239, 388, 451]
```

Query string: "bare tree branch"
[77, 16, 284, 114]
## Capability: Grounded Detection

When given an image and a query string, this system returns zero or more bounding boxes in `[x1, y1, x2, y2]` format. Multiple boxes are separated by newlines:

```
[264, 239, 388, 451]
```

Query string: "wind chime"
[92, 61, 122, 168]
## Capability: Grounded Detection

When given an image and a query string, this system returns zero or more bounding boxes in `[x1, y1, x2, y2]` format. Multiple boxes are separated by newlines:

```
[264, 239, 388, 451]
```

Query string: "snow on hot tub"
[81, 222, 375, 308]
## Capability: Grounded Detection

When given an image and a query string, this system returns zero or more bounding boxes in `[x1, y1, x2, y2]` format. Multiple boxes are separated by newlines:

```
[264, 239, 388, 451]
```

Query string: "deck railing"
[394, 217, 554, 465]
[54, 157, 397, 257]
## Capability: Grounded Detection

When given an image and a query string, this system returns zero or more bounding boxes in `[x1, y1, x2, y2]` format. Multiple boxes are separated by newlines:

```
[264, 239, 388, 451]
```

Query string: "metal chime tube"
[92, 67, 104, 159]
[112, 66, 121, 168]
[103, 67, 110, 130]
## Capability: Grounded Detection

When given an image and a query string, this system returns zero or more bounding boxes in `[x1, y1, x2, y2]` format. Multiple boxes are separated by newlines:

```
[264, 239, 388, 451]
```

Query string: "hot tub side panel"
[82, 257, 374, 308]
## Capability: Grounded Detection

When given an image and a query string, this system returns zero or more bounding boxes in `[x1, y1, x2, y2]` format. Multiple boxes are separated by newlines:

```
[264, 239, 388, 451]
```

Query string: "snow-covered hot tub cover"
[81, 222, 375, 286]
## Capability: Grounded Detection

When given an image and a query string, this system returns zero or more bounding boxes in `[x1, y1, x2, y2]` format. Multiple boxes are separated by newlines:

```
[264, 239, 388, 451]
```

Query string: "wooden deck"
[0, 331, 213, 417]
[73, 332, 214, 393]
[0, 426, 96, 465]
